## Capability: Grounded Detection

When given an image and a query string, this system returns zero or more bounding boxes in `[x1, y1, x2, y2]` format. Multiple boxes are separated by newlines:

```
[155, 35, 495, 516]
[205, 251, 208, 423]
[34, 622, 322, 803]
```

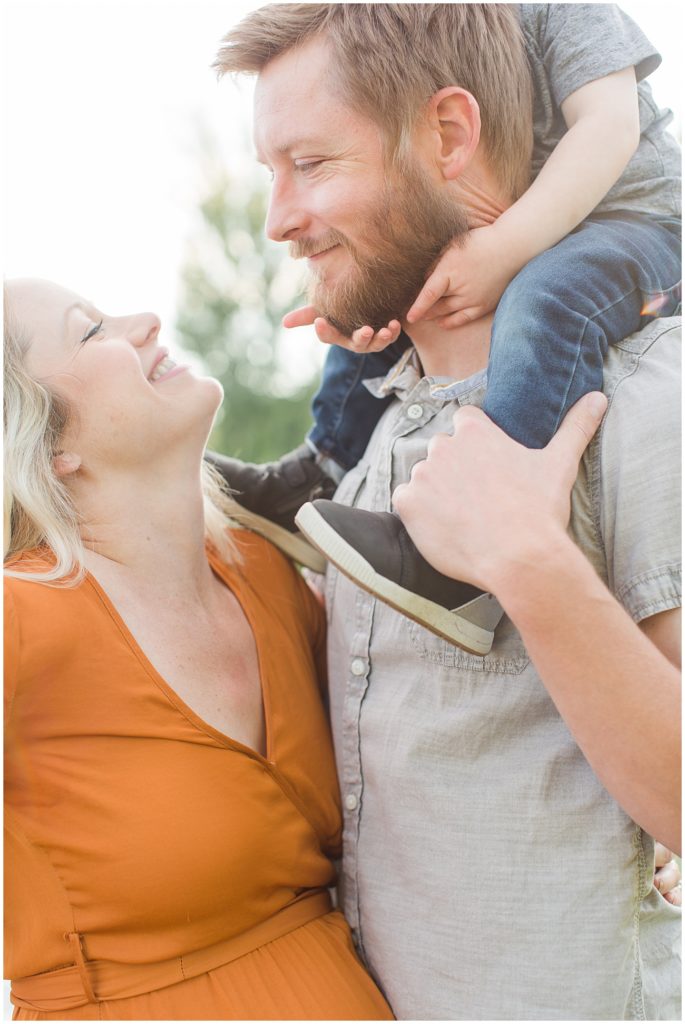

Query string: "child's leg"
[308, 335, 412, 471]
[483, 213, 681, 448]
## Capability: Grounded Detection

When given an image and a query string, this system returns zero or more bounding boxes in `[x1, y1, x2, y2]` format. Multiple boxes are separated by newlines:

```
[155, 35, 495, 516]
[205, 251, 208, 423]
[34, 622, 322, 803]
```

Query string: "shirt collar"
[363, 344, 488, 405]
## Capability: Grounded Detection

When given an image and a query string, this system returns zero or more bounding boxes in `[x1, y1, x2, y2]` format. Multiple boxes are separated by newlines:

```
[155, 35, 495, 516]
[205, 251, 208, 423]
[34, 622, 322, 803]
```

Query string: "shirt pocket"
[408, 612, 530, 675]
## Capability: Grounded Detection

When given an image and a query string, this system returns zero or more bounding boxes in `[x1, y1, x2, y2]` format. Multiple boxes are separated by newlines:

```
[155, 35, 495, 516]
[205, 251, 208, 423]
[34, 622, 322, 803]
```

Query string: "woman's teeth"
[149, 356, 176, 382]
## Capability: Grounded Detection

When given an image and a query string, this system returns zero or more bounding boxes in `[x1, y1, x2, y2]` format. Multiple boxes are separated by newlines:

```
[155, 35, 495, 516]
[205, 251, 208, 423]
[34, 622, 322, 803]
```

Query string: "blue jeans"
[308, 212, 681, 467]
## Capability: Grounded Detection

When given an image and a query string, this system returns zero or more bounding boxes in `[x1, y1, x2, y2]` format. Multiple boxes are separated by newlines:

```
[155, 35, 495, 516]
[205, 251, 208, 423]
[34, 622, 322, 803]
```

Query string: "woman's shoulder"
[5, 548, 83, 593]
[212, 528, 325, 634]
[4, 549, 98, 644]
[4, 551, 95, 719]
[217, 527, 303, 587]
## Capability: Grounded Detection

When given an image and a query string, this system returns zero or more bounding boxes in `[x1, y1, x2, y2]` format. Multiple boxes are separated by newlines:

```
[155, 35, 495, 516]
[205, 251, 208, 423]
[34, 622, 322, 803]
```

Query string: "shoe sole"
[234, 510, 327, 573]
[295, 503, 494, 655]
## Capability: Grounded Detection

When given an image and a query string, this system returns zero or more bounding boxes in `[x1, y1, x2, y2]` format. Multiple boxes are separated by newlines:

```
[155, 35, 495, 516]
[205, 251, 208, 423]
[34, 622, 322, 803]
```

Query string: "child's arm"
[407, 66, 641, 329]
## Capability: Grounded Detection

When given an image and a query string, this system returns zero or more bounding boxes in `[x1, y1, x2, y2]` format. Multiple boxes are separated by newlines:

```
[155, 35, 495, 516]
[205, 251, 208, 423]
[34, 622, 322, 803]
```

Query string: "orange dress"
[4, 531, 393, 1021]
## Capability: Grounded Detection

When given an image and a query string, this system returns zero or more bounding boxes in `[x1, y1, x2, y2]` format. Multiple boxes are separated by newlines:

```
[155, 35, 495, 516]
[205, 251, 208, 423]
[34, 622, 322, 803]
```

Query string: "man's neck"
[454, 165, 509, 229]
[404, 312, 493, 381]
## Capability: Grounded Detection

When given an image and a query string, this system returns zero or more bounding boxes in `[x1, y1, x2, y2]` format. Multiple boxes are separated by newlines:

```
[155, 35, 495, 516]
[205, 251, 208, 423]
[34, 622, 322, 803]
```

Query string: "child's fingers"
[417, 295, 467, 322]
[436, 308, 480, 330]
[313, 317, 350, 346]
[312, 317, 402, 352]
[350, 325, 376, 350]
[282, 305, 319, 329]
[406, 272, 451, 323]
[351, 320, 402, 353]
[654, 859, 681, 895]
[663, 885, 682, 907]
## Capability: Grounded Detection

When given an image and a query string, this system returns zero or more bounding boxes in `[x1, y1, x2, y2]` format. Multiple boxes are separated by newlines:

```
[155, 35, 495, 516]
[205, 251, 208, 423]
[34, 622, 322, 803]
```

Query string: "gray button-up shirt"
[326, 319, 681, 1020]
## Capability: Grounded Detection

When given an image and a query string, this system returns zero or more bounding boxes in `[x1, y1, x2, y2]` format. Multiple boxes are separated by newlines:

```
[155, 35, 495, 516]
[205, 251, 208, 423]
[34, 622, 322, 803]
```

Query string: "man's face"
[253, 37, 468, 334]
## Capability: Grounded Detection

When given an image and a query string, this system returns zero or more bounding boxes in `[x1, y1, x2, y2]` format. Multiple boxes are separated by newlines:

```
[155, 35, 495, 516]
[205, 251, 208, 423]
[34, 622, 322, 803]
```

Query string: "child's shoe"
[206, 445, 337, 572]
[295, 500, 503, 653]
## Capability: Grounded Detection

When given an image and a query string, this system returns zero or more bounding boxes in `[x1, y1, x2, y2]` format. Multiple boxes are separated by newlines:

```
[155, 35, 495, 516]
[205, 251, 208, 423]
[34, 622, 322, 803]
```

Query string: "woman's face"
[7, 278, 223, 472]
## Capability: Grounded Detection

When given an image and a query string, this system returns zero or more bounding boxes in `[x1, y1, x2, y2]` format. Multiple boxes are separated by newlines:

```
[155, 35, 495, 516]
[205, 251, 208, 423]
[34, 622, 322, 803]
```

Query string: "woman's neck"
[72, 459, 217, 603]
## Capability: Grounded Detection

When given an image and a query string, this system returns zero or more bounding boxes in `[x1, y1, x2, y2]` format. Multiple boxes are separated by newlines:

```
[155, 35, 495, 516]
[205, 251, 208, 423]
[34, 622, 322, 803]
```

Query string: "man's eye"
[81, 321, 103, 344]
[296, 161, 322, 174]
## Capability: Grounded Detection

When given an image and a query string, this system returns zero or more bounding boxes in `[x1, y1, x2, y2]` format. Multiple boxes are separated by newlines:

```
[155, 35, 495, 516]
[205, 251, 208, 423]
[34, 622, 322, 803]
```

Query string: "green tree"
[175, 169, 320, 463]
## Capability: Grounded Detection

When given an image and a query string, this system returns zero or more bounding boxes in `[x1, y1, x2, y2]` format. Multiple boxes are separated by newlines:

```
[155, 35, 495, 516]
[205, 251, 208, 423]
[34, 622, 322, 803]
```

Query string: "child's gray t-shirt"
[519, 3, 681, 217]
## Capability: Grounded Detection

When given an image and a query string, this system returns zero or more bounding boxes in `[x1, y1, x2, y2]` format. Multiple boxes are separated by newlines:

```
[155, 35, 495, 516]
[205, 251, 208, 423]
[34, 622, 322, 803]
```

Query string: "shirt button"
[345, 793, 358, 811]
[350, 657, 366, 676]
[407, 403, 423, 420]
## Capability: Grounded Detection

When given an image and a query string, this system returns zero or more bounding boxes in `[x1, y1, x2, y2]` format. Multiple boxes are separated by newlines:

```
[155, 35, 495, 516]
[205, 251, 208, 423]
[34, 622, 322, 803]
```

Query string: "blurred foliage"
[175, 171, 319, 463]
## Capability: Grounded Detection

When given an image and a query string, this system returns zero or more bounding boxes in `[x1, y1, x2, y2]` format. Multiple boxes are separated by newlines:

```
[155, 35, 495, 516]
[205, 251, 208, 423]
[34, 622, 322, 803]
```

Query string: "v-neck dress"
[4, 531, 393, 1020]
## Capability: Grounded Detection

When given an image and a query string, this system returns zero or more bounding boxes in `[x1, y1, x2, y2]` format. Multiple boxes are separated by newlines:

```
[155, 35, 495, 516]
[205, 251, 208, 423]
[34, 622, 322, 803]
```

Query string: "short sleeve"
[599, 322, 681, 623]
[538, 3, 661, 106]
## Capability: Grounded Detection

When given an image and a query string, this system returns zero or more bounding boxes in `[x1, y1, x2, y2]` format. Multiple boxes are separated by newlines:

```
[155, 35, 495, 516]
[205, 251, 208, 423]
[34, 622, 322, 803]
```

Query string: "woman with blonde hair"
[4, 277, 393, 1021]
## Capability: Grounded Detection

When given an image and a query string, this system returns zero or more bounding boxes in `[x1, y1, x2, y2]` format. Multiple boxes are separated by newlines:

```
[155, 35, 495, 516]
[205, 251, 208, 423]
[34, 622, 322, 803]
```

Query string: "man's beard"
[292, 161, 469, 336]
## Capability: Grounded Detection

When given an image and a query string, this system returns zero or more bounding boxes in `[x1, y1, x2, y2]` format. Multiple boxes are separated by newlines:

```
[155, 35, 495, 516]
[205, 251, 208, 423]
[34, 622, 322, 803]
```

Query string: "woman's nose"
[123, 312, 162, 347]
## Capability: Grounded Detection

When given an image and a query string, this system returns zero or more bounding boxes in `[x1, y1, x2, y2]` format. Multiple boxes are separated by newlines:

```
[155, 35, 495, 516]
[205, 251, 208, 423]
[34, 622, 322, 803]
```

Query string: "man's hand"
[393, 392, 608, 593]
[283, 305, 402, 353]
[406, 224, 522, 329]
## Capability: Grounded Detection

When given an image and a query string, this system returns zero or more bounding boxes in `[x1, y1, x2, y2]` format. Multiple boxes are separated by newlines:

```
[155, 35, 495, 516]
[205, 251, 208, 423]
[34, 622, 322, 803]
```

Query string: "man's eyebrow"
[255, 136, 325, 162]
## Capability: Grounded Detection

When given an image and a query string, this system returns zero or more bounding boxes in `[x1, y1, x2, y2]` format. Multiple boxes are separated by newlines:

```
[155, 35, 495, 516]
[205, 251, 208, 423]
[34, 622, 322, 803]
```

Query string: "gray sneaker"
[206, 445, 337, 572]
[295, 500, 503, 654]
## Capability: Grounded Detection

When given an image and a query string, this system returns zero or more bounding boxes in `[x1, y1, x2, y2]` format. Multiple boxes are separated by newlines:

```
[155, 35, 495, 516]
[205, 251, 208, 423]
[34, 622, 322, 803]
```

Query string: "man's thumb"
[547, 391, 608, 465]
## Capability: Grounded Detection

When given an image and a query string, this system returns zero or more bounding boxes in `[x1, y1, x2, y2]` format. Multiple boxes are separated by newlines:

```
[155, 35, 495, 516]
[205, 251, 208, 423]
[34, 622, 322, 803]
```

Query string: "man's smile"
[307, 244, 340, 262]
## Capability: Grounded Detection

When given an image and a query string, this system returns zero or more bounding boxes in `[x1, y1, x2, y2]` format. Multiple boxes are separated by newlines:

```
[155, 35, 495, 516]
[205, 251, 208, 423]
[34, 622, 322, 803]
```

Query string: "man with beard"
[214, 4, 681, 1019]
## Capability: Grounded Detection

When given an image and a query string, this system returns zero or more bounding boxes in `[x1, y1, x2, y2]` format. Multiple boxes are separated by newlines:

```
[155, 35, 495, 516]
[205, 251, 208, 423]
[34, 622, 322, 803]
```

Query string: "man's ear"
[426, 86, 481, 180]
[53, 452, 81, 478]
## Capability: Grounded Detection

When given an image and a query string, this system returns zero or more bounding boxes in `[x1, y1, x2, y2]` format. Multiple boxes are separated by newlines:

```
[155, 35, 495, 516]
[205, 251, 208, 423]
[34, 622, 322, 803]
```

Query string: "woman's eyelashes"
[80, 320, 103, 344]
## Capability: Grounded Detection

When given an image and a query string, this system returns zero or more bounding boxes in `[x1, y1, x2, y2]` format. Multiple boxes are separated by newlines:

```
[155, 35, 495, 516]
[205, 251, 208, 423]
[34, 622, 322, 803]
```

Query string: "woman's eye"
[81, 321, 103, 344]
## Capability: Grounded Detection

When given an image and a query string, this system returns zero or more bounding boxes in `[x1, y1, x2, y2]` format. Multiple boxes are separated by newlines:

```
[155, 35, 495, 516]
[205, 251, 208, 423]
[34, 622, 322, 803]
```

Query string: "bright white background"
[3, 1, 271, 364]
[3, 1, 682, 363]
[1, 2, 682, 1018]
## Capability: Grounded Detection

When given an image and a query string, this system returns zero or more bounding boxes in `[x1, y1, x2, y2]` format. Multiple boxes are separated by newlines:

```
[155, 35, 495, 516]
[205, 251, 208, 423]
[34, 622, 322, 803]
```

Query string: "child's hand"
[283, 305, 402, 353]
[406, 224, 521, 328]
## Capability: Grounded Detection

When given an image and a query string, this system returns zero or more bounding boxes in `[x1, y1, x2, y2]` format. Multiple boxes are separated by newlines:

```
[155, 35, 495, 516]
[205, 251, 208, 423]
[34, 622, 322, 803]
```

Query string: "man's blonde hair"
[3, 291, 243, 586]
[214, 3, 533, 200]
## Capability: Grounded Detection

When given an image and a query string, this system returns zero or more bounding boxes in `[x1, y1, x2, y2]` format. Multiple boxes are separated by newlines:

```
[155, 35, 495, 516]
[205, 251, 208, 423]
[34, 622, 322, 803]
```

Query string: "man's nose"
[121, 313, 161, 347]
[265, 177, 308, 243]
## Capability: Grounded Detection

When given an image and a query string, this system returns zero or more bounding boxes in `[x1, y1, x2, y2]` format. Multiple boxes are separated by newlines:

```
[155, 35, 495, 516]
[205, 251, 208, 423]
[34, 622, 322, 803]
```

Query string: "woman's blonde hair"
[4, 290, 244, 586]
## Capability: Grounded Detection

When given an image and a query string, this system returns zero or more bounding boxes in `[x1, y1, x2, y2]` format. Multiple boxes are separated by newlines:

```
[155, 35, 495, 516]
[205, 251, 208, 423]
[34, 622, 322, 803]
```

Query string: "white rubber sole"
[234, 510, 327, 573]
[295, 503, 496, 655]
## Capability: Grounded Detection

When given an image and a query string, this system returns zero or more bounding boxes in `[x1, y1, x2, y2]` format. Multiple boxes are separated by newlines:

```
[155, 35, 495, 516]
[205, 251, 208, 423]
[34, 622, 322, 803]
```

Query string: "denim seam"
[551, 318, 590, 435]
[552, 283, 647, 437]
